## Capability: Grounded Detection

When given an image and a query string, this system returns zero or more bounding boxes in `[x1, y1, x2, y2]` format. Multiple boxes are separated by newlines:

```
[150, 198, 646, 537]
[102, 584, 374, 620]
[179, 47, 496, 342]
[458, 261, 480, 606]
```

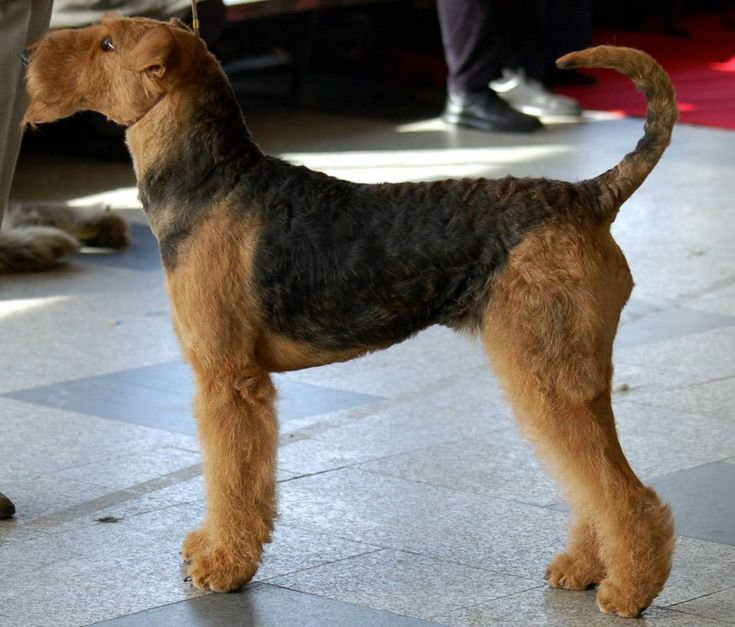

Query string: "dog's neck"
[125, 69, 261, 237]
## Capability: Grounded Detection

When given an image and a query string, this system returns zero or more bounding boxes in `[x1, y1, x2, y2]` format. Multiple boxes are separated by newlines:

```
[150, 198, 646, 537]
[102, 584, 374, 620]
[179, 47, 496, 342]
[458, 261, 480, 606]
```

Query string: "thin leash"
[191, 0, 200, 37]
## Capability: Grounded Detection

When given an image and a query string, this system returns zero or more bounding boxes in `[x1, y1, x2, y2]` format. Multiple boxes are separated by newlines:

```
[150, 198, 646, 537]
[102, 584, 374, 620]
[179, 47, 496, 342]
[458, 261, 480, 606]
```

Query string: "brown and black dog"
[23, 16, 678, 617]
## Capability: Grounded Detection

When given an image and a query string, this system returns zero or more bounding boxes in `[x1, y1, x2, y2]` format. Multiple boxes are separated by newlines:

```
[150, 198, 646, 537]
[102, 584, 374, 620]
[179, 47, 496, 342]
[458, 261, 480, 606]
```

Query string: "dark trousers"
[437, 0, 590, 95]
[438, 0, 545, 95]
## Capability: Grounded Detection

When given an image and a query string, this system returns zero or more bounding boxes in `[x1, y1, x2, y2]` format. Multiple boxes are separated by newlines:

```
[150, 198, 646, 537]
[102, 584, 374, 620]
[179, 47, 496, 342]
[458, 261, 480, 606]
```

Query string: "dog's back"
[244, 46, 678, 352]
[249, 160, 597, 350]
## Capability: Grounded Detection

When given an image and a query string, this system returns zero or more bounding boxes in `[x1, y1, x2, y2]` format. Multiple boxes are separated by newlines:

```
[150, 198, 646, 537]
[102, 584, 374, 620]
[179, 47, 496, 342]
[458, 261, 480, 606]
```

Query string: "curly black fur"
[249, 161, 601, 350]
[136, 53, 610, 352]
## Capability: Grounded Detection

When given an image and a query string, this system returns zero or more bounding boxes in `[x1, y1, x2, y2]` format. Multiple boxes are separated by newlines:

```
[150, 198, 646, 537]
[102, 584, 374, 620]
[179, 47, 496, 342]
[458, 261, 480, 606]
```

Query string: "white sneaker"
[490, 69, 582, 118]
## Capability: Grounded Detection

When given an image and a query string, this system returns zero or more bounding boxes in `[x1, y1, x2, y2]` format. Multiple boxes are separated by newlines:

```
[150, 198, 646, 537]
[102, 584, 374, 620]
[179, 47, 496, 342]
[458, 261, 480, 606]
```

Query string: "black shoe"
[443, 89, 543, 133]
[0, 491, 15, 519]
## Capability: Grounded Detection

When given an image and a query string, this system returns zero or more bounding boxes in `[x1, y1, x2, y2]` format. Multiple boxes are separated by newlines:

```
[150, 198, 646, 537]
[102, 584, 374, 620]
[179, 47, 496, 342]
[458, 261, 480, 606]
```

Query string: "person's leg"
[437, 0, 542, 132]
[437, 0, 500, 95]
[0, 0, 54, 223]
[495, 0, 546, 81]
[489, 0, 581, 118]
[546, 0, 596, 86]
[0, 0, 54, 517]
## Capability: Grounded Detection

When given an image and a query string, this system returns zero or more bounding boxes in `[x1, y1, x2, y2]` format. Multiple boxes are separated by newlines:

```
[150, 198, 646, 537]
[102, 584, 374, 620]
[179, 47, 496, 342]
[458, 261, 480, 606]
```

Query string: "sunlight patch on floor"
[281, 145, 571, 182]
[0, 295, 70, 321]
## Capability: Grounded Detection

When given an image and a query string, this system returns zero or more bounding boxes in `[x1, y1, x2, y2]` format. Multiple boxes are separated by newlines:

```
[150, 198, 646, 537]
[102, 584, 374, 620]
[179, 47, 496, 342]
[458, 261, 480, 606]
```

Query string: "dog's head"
[23, 16, 204, 127]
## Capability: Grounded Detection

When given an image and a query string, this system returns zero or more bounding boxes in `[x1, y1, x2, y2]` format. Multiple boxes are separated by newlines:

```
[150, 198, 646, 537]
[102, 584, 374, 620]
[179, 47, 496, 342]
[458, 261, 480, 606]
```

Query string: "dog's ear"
[168, 17, 194, 33]
[124, 24, 177, 78]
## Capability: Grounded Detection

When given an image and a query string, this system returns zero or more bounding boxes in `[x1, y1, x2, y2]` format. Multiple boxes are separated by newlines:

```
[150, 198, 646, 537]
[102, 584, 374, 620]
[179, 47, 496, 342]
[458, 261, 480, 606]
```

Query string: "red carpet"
[558, 13, 735, 130]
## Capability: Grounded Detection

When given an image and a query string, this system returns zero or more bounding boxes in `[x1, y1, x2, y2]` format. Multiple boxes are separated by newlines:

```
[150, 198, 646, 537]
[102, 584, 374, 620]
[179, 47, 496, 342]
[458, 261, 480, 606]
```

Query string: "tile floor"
[1, 84, 734, 626]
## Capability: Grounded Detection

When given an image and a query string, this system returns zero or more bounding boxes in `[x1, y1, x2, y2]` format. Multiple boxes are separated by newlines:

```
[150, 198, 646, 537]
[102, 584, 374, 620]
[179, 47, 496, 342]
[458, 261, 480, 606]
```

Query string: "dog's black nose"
[20, 49, 30, 67]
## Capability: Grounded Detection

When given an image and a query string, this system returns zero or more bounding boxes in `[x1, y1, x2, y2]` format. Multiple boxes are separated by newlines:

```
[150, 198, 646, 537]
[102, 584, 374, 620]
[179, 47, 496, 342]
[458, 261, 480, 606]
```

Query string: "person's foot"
[0, 491, 15, 519]
[491, 68, 582, 118]
[443, 89, 543, 133]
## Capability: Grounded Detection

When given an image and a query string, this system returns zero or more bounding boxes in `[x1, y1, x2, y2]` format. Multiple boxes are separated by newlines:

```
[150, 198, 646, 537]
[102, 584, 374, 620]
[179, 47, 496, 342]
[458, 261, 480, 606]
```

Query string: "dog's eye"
[101, 37, 114, 52]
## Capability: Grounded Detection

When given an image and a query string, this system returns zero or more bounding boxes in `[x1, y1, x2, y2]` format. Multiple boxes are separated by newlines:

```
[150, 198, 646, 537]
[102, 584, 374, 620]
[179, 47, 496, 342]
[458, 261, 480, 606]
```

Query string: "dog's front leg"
[183, 364, 278, 592]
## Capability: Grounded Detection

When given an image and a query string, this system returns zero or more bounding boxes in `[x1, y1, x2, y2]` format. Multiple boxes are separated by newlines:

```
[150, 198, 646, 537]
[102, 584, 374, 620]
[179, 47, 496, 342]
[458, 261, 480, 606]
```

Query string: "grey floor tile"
[612, 361, 712, 399]
[285, 353, 464, 399]
[0, 503, 207, 627]
[277, 468, 567, 580]
[670, 588, 735, 625]
[0, 288, 181, 395]
[615, 301, 735, 348]
[282, 325, 488, 398]
[4, 371, 197, 435]
[255, 524, 379, 582]
[357, 428, 561, 506]
[0, 474, 111, 528]
[276, 378, 384, 423]
[686, 282, 735, 317]
[656, 537, 735, 607]
[0, 397, 198, 481]
[269, 549, 539, 621]
[651, 461, 735, 546]
[54, 447, 202, 491]
[4, 363, 384, 435]
[406, 366, 513, 425]
[613, 401, 735, 480]
[615, 327, 735, 380]
[93, 582, 437, 627]
[275, 467, 301, 482]
[278, 435, 389, 476]
[0, 524, 47, 545]
[278, 379, 512, 476]
[631, 376, 735, 421]
[23, 473, 205, 537]
[435, 586, 729, 627]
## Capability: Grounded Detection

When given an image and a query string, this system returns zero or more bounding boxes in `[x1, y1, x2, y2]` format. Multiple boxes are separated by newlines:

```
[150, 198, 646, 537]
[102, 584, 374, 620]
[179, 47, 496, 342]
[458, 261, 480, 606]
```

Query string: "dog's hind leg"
[182, 361, 278, 592]
[481, 224, 675, 618]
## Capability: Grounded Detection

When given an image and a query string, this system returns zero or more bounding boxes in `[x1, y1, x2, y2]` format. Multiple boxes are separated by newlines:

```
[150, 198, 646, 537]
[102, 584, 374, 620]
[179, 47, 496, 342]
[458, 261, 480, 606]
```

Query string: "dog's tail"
[556, 45, 678, 220]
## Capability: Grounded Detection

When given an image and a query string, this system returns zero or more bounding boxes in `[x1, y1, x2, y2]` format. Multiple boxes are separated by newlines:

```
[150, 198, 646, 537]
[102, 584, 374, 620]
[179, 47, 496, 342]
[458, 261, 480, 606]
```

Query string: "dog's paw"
[596, 579, 653, 618]
[546, 552, 604, 591]
[182, 529, 260, 592]
[182, 528, 208, 561]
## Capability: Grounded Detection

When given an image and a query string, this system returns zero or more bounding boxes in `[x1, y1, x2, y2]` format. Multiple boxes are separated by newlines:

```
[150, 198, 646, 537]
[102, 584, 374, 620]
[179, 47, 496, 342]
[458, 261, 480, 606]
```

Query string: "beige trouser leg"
[0, 0, 53, 225]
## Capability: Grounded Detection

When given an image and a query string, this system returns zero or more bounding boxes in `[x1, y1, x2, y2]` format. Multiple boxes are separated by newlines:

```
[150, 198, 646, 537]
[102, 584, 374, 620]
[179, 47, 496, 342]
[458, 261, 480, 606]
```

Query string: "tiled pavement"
[1, 94, 734, 626]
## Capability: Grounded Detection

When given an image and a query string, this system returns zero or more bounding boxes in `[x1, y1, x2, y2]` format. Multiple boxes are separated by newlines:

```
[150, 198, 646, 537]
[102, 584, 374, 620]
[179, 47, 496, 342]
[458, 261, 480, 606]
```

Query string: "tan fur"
[163, 206, 277, 591]
[21, 17, 679, 617]
[482, 223, 675, 617]
[254, 331, 376, 372]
